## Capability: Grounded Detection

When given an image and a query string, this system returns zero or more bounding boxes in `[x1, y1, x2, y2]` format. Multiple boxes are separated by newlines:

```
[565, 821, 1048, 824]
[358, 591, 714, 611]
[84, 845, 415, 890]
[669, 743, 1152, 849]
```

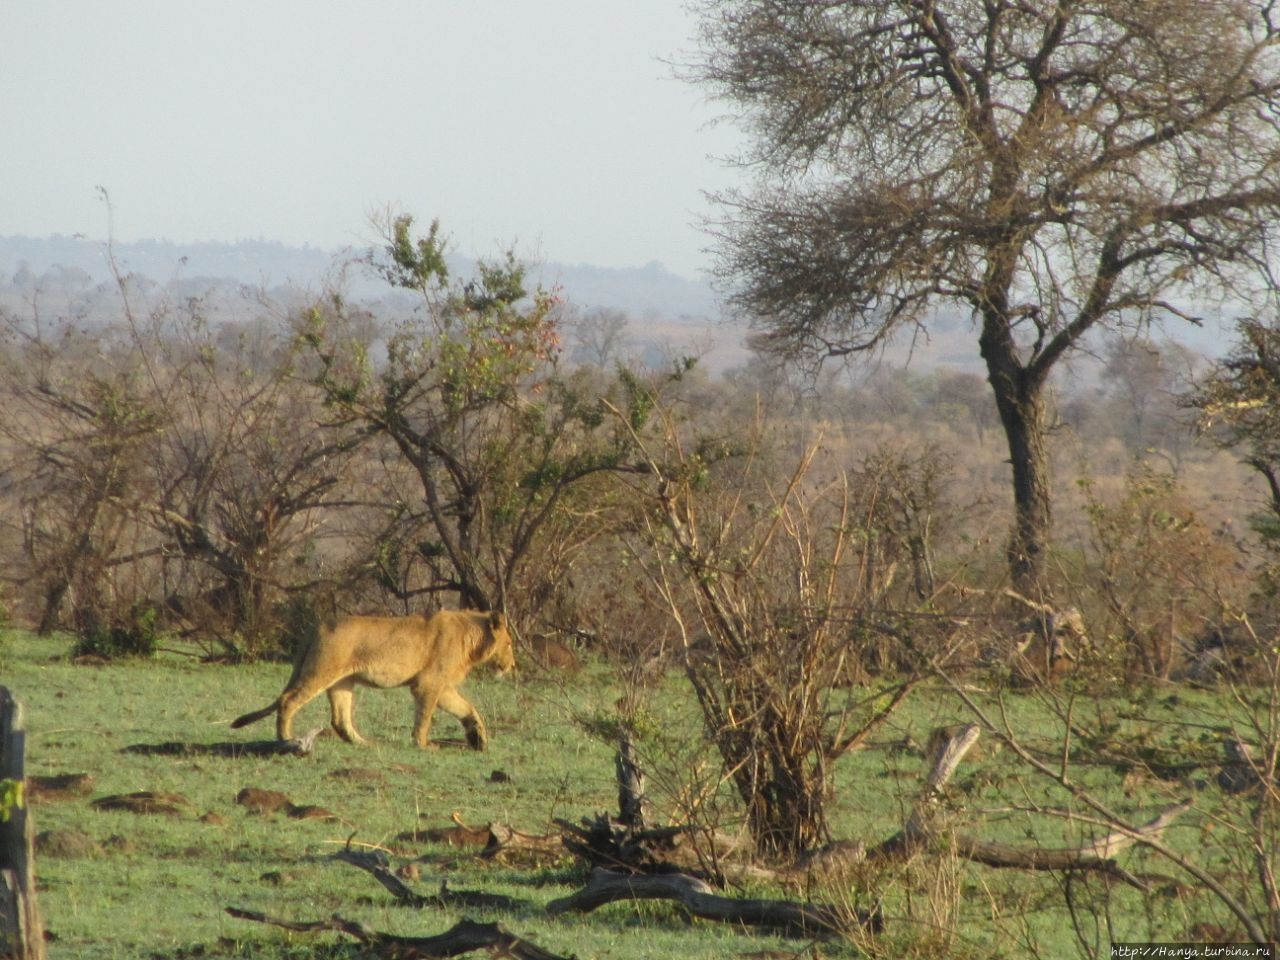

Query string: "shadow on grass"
[121, 734, 478, 758]
[122, 739, 314, 758]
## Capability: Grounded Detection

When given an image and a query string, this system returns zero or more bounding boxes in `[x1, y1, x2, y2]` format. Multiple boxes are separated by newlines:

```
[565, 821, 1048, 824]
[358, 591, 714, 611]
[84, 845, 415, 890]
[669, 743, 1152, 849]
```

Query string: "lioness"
[231, 609, 515, 750]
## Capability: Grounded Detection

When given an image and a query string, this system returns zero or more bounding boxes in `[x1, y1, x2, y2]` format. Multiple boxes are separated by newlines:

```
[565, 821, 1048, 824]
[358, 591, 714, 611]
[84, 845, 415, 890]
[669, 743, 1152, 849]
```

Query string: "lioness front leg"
[438, 688, 488, 751]
[410, 681, 442, 748]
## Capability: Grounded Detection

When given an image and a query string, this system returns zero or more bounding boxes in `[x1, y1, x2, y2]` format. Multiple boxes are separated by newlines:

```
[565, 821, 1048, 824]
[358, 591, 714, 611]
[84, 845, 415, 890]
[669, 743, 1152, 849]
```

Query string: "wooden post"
[0, 687, 45, 960]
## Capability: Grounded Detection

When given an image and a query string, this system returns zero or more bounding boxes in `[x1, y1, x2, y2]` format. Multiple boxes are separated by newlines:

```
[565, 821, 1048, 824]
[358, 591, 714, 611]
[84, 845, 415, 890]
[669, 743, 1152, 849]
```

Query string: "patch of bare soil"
[90, 791, 192, 816]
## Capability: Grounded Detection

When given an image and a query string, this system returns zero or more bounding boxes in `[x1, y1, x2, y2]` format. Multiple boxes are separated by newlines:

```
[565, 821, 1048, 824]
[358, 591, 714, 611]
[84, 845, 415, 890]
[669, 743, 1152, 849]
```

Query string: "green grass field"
[2, 630, 1261, 958]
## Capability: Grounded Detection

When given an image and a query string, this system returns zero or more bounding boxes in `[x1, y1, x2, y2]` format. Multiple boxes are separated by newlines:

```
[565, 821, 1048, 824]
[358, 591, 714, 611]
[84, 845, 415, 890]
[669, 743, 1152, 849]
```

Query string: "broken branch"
[227, 907, 571, 959]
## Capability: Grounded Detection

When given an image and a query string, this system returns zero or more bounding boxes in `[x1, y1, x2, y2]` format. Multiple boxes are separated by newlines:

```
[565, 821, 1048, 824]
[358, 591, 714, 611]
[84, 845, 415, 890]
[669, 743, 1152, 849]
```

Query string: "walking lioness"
[231, 609, 515, 749]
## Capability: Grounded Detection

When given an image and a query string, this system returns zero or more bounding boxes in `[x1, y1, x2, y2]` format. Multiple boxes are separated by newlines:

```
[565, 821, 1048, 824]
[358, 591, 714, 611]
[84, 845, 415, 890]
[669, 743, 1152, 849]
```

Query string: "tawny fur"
[231, 610, 514, 749]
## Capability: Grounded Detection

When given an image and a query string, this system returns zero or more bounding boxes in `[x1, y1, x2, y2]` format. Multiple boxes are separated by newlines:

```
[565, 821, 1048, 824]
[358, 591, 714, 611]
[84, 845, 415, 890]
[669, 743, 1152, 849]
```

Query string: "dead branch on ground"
[842, 723, 1192, 889]
[401, 811, 565, 863]
[481, 821, 567, 862]
[546, 866, 873, 939]
[334, 846, 528, 910]
[227, 906, 571, 959]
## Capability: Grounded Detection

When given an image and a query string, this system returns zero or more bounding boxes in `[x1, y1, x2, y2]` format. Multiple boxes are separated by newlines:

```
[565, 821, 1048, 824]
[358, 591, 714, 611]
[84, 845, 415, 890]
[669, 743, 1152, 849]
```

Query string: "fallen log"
[227, 907, 571, 959]
[334, 846, 528, 911]
[546, 867, 871, 939]
[858, 723, 1192, 888]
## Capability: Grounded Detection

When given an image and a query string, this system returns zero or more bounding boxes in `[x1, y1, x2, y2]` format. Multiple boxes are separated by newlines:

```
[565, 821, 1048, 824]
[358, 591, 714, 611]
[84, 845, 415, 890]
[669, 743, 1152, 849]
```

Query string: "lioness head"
[481, 610, 516, 674]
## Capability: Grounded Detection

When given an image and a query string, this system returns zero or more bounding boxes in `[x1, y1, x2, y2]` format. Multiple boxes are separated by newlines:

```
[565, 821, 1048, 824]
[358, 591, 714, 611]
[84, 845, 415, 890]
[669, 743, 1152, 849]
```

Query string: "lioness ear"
[489, 611, 506, 632]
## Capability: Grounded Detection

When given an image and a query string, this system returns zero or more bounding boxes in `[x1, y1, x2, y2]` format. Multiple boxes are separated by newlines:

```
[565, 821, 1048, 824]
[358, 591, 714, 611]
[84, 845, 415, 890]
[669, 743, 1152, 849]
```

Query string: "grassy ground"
[1, 630, 1257, 958]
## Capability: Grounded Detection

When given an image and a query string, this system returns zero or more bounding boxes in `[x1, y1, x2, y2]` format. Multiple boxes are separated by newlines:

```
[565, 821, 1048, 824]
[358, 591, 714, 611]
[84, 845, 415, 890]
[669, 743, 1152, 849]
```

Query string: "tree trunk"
[982, 325, 1053, 598]
[739, 735, 827, 859]
[716, 691, 824, 865]
[695, 673, 828, 860]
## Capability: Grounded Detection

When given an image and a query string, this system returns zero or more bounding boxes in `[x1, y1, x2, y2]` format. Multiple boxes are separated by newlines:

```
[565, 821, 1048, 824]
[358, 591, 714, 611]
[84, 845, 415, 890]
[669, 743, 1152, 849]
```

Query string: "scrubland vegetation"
[1, 212, 1279, 959]
[10, 0, 1280, 952]
[4, 630, 1274, 959]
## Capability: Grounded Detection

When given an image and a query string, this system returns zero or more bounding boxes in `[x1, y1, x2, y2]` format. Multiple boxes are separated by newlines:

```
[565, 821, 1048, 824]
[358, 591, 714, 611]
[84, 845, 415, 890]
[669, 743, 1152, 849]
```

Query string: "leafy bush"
[72, 604, 160, 660]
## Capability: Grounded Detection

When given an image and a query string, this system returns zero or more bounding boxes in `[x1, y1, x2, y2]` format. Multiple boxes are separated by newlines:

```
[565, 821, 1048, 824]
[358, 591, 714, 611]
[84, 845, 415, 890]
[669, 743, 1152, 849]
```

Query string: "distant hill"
[0, 233, 751, 370]
[0, 234, 1228, 379]
[0, 235, 337, 289]
[0, 234, 724, 318]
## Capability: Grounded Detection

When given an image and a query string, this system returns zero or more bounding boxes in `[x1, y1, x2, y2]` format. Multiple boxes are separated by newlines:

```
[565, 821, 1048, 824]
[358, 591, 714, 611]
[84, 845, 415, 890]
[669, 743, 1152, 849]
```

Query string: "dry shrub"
[1079, 461, 1245, 682]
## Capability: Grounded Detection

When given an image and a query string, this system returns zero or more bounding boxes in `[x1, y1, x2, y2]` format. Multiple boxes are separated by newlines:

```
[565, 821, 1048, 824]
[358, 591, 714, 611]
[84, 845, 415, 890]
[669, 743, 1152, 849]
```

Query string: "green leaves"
[301, 213, 623, 610]
[382, 214, 449, 294]
[0, 778, 24, 822]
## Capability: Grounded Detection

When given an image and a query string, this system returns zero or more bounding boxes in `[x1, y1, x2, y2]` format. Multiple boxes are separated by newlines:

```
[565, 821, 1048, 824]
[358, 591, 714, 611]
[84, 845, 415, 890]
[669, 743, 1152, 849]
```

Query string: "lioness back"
[316, 615, 443, 688]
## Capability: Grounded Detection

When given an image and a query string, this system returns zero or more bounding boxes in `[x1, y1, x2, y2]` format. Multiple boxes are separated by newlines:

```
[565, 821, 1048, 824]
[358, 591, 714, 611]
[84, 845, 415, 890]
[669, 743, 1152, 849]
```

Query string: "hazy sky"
[1, 1, 745, 278]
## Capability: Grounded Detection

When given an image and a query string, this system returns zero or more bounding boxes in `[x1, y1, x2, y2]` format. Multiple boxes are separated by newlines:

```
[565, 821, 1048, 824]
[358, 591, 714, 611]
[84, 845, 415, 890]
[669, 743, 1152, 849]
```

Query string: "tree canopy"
[690, 0, 1280, 592]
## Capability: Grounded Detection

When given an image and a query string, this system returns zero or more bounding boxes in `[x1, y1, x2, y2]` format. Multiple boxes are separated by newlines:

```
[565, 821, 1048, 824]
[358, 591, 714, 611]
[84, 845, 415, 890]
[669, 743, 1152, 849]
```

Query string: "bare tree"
[566, 306, 633, 369]
[607, 384, 924, 859]
[1188, 317, 1280, 545]
[139, 307, 364, 656]
[688, 0, 1280, 596]
[0, 259, 368, 656]
[1098, 335, 1198, 455]
[0, 309, 161, 640]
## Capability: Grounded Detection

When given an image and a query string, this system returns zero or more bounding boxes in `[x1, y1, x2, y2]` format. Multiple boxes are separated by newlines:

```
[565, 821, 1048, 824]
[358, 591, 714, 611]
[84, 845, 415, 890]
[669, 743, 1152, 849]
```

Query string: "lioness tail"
[230, 700, 279, 729]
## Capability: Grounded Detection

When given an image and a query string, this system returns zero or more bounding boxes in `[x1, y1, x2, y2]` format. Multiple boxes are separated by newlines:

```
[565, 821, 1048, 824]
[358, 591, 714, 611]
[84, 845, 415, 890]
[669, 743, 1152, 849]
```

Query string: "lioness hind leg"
[276, 685, 320, 742]
[277, 672, 341, 742]
[327, 679, 368, 744]
[438, 688, 488, 751]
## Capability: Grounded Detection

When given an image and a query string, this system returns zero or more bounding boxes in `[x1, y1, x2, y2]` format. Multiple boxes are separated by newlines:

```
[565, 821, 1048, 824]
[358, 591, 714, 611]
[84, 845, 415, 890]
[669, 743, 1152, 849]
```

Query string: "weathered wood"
[615, 729, 647, 828]
[481, 821, 566, 862]
[950, 801, 1190, 879]
[227, 907, 572, 959]
[334, 847, 528, 910]
[554, 813, 693, 874]
[546, 867, 870, 939]
[862, 723, 1192, 887]
[0, 688, 46, 960]
[1218, 738, 1269, 794]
